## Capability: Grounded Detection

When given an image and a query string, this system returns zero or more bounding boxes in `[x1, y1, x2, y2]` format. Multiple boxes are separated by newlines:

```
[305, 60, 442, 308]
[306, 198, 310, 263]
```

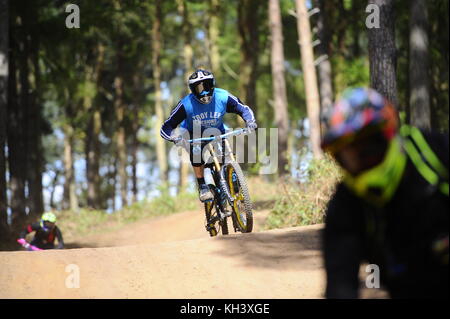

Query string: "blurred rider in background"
[18, 212, 64, 250]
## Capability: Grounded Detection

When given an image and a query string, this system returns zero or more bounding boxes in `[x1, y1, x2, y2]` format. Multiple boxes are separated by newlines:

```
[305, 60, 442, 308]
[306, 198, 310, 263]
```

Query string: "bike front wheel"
[225, 161, 253, 233]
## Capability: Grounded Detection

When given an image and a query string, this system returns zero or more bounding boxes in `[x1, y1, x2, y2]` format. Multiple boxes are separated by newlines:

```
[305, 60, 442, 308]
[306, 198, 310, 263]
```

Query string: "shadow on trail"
[214, 227, 323, 271]
[64, 242, 98, 249]
[0, 241, 96, 251]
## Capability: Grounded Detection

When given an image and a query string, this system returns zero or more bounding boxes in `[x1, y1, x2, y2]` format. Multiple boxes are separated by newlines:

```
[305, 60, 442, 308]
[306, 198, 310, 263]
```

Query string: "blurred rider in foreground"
[321, 87, 448, 298]
[18, 212, 64, 250]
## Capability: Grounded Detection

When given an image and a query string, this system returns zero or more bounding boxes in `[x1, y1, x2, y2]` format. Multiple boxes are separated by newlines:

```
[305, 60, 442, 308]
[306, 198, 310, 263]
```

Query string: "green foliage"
[57, 208, 110, 236]
[5, 0, 448, 219]
[332, 56, 370, 96]
[264, 152, 342, 229]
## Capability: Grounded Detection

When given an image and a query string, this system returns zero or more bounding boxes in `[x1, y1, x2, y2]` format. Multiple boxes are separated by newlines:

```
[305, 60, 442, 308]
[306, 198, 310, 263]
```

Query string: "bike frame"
[187, 128, 251, 220]
[187, 128, 251, 207]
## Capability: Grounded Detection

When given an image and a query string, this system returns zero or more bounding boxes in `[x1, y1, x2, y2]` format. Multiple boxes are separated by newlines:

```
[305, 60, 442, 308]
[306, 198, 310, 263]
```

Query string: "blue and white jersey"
[160, 88, 255, 141]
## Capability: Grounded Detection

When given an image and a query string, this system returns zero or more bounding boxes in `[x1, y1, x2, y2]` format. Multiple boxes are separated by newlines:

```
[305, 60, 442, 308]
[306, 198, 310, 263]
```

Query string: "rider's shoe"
[199, 184, 214, 202]
[220, 210, 232, 218]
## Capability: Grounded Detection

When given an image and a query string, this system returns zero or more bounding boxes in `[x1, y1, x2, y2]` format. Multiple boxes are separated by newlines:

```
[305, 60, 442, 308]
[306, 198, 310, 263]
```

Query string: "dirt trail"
[73, 208, 271, 248]
[0, 207, 331, 299]
[0, 224, 325, 298]
[0, 206, 388, 299]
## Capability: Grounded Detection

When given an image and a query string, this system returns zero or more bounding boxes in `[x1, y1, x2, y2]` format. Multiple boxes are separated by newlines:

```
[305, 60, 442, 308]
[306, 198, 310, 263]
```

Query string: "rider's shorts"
[187, 140, 227, 167]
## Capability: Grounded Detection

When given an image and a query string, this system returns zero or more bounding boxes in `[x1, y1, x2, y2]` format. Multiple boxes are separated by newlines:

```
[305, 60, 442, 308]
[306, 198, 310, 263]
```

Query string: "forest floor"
[0, 204, 388, 299]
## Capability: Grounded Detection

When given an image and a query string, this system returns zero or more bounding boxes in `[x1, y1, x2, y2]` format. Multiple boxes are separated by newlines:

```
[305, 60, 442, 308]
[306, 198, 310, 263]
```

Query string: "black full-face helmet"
[188, 69, 215, 104]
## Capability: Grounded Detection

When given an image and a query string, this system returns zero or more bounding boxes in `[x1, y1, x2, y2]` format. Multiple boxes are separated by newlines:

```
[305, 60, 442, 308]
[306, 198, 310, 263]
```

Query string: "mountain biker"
[18, 212, 64, 250]
[160, 69, 257, 202]
[321, 87, 448, 299]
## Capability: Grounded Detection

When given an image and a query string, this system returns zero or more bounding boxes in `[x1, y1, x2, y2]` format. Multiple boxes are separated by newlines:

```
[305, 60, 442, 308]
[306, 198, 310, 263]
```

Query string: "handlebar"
[17, 238, 42, 251]
[186, 128, 252, 144]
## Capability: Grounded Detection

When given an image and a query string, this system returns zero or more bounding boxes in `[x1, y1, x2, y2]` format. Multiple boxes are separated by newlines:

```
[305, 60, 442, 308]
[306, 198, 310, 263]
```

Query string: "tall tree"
[268, 0, 289, 175]
[428, 0, 449, 131]
[8, 2, 28, 230]
[409, 0, 430, 129]
[295, 0, 323, 159]
[112, 0, 129, 208]
[0, 0, 10, 239]
[85, 44, 104, 209]
[368, 0, 398, 107]
[315, 0, 334, 116]
[130, 66, 145, 204]
[62, 95, 78, 212]
[177, 0, 192, 193]
[151, 0, 168, 184]
[130, 103, 139, 204]
[114, 61, 128, 207]
[238, 0, 261, 116]
[208, 0, 221, 76]
[25, 0, 44, 217]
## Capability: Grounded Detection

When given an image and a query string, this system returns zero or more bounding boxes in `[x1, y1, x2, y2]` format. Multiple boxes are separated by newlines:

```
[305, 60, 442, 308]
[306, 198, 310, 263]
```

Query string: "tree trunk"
[26, 5, 44, 217]
[295, 0, 323, 159]
[428, 1, 448, 131]
[152, 0, 168, 184]
[130, 79, 139, 204]
[106, 154, 118, 211]
[351, 0, 363, 57]
[131, 131, 138, 204]
[49, 170, 60, 210]
[8, 6, 27, 231]
[63, 116, 78, 211]
[208, 0, 221, 76]
[85, 107, 102, 209]
[112, 157, 118, 211]
[238, 0, 261, 116]
[0, 0, 10, 239]
[114, 71, 128, 208]
[237, 0, 261, 171]
[177, 0, 192, 193]
[316, 0, 334, 116]
[85, 44, 104, 209]
[269, 0, 289, 176]
[409, 0, 430, 129]
[367, 0, 398, 107]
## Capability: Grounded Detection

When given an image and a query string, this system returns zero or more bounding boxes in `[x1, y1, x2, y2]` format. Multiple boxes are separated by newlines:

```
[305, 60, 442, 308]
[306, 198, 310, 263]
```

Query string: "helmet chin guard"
[199, 95, 212, 104]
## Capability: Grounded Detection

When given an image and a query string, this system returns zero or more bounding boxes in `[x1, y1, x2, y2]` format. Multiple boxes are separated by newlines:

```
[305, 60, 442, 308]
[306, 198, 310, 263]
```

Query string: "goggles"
[189, 70, 212, 80]
[192, 79, 214, 96]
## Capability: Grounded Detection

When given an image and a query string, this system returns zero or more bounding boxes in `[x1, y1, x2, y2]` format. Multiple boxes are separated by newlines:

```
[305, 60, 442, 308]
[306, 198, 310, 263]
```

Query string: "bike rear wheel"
[225, 161, 253, 233]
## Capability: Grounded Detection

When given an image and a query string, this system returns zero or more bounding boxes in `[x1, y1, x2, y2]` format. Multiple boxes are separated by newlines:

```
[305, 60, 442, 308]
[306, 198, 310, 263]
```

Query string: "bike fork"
[208, 143, 234, 208]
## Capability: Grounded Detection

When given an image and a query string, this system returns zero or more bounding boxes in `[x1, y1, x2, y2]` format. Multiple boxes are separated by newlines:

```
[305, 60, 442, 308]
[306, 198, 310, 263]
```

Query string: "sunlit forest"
[0, 0, 448, 240]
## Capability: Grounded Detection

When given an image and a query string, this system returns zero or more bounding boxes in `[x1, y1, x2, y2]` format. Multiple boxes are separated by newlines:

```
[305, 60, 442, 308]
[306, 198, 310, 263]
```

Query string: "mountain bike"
[185, 128, 254, 237]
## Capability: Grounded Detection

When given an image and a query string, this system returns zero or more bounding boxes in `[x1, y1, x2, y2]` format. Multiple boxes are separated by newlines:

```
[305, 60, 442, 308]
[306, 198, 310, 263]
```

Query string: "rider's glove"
[172, 135, 188, 149]
[246, 121, 258, 131]
[18, 239, 30, 249]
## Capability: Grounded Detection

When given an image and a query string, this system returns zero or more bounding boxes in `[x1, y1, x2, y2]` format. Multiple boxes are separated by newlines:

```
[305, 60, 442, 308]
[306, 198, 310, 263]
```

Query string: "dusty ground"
[0, 208, 386, 299]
